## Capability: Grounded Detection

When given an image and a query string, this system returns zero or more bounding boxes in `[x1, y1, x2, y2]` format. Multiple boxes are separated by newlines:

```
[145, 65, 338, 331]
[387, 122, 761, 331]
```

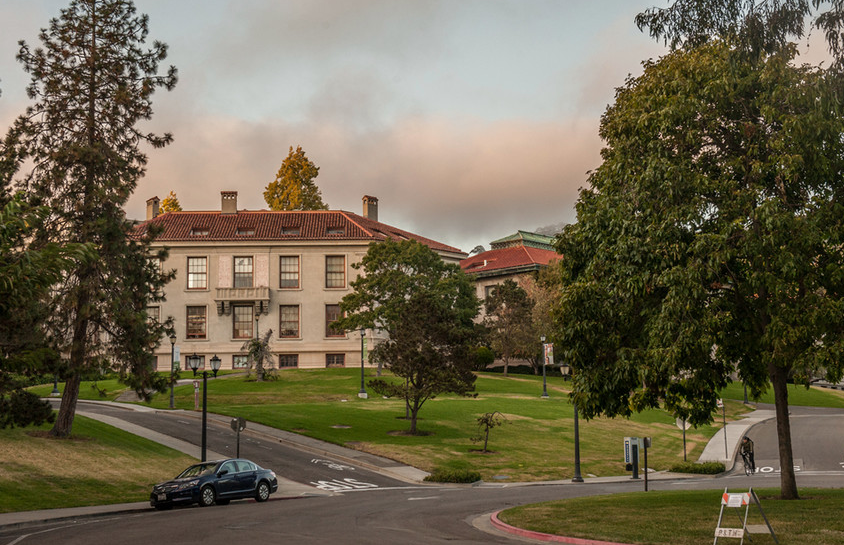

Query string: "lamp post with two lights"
[188, 353, 221, 462]
[169, 333, 177, 409]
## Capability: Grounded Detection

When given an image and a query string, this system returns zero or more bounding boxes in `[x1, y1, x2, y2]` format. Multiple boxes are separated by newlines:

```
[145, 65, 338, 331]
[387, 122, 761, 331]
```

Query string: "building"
[137, 192, 466, 371]
[460, 231, 560, 302]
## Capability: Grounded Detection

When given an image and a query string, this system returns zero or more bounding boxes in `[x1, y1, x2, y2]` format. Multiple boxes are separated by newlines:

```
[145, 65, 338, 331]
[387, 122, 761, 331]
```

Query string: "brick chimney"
[146, 196, 160, 220]
[221, 191, 238, 215]
[362, 195, 378, 221]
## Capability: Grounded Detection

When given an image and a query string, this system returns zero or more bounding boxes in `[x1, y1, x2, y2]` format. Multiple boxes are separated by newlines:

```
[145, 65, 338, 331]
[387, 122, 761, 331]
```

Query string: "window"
[186, 306, 207, 339]
[233, 305, 253, 339]
[147, 306, 160, 324]
[327, 226, 344, 235]
[484, 284, 498, 300]
[233, 355, 249, 369]
[279, 305, 299, 338]
[187, 257, 207, 289]
[325, 256, 345, 288]
[235, 227, 255, 236]
[189, 227, 209, 236]
[325, 304, 344, 337]
[281, 226, 300, 236]
[234, 257, 253, 288]
[279, 354, 299, 368]
[325, 353, 345, 367]
[279, 256, 300, 289]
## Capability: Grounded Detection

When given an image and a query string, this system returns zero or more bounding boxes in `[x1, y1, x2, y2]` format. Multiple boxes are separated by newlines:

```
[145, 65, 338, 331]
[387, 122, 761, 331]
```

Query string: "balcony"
[215, 286, 270, 315]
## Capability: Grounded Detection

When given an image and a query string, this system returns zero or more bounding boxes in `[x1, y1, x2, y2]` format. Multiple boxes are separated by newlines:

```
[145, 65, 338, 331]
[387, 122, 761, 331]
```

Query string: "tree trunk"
[51, 373, 81, 437]
[503, 355, 509, 377]
[770, 363, 799, 500]
[409, 406, 419, 434]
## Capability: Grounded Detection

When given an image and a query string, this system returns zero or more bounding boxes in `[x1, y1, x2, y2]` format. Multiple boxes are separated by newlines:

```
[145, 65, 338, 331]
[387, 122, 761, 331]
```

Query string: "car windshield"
[176, 462, 218, 479]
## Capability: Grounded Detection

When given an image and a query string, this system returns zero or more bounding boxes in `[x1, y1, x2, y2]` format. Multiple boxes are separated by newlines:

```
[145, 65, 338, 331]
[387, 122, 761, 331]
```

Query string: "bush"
[473, 346, 495, 371]
[669, 461, 725, 474]
[424, 468, 482, 483]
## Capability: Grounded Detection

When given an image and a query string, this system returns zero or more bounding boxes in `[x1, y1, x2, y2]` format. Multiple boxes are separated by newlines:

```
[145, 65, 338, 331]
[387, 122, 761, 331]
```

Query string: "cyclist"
[740, 435, 755, 474]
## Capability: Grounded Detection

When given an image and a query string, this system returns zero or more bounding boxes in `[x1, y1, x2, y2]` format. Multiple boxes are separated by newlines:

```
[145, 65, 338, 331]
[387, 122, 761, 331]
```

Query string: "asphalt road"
[3, 400, 840, 544]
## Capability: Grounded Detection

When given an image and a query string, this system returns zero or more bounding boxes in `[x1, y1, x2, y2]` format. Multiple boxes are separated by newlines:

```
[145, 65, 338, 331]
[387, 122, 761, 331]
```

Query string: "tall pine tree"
[5, 0, 177, 437]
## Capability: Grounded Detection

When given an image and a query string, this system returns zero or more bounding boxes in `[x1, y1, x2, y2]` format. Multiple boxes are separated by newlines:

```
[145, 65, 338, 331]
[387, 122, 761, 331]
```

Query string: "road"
[1, 401, 842, 544]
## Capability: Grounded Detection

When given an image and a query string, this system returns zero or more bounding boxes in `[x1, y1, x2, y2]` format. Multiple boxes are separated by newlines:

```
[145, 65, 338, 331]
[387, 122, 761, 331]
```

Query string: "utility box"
[624, 437, 643, 464]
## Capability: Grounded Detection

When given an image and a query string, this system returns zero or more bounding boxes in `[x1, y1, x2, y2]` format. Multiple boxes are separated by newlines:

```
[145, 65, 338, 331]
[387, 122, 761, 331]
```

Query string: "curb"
[489, 511, 633, 545]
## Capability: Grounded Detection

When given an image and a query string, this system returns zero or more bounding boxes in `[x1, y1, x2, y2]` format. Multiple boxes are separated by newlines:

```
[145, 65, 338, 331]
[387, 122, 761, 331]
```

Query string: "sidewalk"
[698, 407, 775, 470]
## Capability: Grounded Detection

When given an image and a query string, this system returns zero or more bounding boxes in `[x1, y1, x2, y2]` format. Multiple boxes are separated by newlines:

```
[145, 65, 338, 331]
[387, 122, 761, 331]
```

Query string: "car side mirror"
[218, 469, 228, 477]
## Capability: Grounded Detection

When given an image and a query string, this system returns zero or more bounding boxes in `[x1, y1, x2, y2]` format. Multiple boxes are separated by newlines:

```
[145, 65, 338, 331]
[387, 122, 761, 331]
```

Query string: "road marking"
[310, 478, 379, 491]
[311, 458, 356, 471]
[408, 496, 441, 501]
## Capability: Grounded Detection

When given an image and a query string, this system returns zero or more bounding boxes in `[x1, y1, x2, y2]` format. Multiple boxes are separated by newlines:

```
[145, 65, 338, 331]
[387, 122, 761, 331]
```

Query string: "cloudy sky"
[3, 1, 672, 252]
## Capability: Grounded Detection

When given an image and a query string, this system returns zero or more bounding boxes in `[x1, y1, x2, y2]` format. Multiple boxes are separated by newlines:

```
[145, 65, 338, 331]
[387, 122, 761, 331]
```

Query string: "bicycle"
[740, 451, 754, 476]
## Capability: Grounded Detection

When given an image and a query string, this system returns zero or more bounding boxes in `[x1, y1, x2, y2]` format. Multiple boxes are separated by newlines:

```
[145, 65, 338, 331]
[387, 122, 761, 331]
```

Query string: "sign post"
[230, 417, 247, 457]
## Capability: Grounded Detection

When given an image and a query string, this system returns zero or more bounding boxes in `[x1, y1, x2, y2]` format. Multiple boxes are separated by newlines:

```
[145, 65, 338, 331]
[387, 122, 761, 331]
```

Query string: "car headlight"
[177, 479, 200, 491]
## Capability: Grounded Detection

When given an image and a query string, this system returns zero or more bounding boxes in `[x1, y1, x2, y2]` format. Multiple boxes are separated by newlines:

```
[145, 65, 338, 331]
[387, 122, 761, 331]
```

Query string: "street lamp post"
[561, 363, 584, 483]
[169, 333, 177, 409]
[188, 353, 221, 462]
[540, 336, 549, 398]
[358, 328, 368, 399]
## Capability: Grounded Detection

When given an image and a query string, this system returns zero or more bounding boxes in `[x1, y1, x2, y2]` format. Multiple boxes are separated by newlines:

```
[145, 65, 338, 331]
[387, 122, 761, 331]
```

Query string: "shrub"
[669, 461, 725, 474]
[424, 468, 482, 483]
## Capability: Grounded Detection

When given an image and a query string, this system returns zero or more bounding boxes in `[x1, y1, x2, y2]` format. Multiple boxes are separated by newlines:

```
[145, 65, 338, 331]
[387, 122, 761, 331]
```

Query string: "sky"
[0, 1, 692, 252]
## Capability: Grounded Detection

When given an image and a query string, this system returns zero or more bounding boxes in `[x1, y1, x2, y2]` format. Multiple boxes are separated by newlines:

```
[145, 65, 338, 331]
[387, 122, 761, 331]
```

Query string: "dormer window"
[282, 226, 300, 236]
[235, 227, 255, 236]
[189, 227, 209, 236]
[327, 226, 344, 236]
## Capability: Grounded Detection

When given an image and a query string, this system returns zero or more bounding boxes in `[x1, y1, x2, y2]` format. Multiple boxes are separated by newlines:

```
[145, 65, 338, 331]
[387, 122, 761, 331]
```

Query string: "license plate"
[157, 493, 167, 501]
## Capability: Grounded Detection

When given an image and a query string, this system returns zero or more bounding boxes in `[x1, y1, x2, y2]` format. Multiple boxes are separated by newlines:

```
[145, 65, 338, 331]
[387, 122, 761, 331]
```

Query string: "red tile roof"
[134, 210, 465, 255]
[460, 245, 559, 275]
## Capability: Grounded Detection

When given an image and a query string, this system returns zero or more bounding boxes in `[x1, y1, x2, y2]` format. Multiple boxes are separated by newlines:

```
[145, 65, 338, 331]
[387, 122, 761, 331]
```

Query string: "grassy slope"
[0, 416, 194, 513]
[144, 369, 739, 481]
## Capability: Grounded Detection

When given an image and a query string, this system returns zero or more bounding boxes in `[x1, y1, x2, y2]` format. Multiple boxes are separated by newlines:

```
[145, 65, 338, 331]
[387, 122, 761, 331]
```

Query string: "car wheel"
[255, 481, 271, 502]
[199, 485, 216, 507]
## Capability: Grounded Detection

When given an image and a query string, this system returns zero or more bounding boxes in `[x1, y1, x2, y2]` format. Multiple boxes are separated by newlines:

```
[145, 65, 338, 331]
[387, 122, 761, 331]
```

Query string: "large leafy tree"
[5, 0, 177, 437]
[484, 279, 535, 376]
[263, 145, 328, 211]
[0, 196, 93, 428]
[337, 239, 480, 435]
[554, 40, 844, 500]
[636, 0, 844, 63]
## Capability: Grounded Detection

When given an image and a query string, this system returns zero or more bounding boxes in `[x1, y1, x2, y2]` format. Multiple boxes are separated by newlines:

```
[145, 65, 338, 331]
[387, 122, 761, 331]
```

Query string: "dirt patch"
[387, 430, 433, 437]
[26, 431, 93, 442]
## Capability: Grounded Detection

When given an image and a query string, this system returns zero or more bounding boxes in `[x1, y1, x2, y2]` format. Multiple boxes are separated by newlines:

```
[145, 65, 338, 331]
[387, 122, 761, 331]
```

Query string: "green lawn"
[0, 416, 194, 513]
[132, 369, 741, 481]
[499, 488, 844, 545]
[720, 381, 844, 408]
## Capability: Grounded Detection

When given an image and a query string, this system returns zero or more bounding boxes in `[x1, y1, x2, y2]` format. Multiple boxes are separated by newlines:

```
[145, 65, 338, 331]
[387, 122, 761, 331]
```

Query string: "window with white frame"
[186, 306, 207, 339]
[279, 256, 299, 288]
[325, 255, 345, 288]
[279, 305, 299, 338]
[187, 257, 207, 289]
[233, 305, 254, 339]
[234, 257, 253, 288]
[233, 355, 249, 369]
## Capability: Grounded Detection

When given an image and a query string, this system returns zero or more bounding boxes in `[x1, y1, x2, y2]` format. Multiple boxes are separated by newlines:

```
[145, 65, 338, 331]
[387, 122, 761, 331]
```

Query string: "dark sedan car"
[150, 458, 278, 509]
